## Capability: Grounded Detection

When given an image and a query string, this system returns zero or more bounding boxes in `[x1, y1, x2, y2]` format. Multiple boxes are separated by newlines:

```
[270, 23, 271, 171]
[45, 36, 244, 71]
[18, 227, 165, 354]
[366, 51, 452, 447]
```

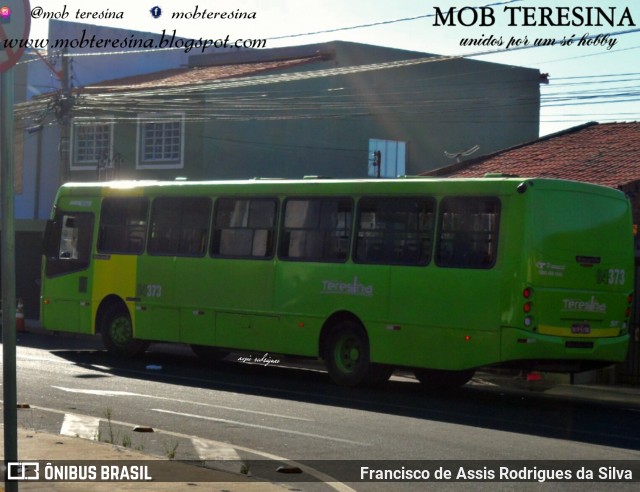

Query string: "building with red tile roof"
[427, 121, 640, 187]
[425, 121, 640, 222]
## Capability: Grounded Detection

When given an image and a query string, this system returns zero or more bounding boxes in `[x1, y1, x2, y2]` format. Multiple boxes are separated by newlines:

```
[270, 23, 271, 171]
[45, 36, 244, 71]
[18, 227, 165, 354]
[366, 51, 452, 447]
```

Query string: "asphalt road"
[3, 329, 640, 490]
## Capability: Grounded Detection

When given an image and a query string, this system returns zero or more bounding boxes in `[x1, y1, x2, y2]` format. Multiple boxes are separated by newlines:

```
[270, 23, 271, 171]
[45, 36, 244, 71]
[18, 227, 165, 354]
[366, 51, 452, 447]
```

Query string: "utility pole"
[1, 66, 18, 492]
[2, 3, 32, 490]
[58, 48, 71, 184]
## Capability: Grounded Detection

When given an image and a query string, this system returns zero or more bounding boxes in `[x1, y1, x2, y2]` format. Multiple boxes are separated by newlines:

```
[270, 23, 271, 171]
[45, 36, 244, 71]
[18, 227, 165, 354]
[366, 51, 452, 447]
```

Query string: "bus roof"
[56, 177, 626, 201]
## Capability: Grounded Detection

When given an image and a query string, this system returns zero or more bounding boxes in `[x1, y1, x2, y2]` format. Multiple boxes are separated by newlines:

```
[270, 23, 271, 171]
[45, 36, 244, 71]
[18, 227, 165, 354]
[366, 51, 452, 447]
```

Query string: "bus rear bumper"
[499, 326, 630, 372]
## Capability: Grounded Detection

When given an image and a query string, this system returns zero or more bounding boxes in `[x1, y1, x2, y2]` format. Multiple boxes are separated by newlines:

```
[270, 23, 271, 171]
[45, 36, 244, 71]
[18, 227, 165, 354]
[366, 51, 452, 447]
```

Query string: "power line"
[267, 0, 525, 41]
[13, 25, 640, 128]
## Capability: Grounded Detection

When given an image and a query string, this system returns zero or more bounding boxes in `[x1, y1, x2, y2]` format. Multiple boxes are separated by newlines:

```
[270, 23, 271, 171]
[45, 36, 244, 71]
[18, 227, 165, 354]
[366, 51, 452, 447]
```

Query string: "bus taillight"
[523, 287, 534, 328]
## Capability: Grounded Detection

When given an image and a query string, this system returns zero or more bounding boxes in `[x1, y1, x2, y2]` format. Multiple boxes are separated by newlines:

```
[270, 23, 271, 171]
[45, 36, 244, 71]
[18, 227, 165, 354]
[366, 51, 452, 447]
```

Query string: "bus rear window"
[280, 198, 352, 262]
[436, 197, 500, 269]
[355, 197, 435, 265]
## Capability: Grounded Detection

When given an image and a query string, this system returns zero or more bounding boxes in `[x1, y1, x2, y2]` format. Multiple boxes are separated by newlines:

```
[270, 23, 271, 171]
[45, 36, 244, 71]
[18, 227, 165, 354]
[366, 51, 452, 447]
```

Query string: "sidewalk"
[474, 370, 640, 406]
[0, 427, 286, 491]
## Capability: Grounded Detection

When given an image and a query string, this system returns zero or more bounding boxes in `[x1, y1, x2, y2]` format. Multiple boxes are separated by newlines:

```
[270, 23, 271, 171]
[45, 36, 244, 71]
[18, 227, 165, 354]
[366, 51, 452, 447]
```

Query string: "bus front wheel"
[325, 320, 391, 387]
[101, 304, 148, 358]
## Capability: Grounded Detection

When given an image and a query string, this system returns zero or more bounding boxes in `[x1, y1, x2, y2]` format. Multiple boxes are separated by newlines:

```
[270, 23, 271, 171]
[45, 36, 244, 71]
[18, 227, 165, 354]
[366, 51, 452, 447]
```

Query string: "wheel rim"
[109, 315, 133, 347]
[334, 334, 361, 374]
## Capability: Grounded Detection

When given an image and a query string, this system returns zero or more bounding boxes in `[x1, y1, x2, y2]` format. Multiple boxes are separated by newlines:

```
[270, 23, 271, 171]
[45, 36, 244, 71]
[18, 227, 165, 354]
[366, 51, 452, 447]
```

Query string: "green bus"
[41, 177, 634, 388]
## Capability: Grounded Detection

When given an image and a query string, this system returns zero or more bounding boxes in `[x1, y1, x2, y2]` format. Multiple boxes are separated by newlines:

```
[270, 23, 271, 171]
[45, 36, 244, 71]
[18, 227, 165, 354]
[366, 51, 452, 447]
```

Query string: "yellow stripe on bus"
[537, 325, 621, 338]
[92, 255, 138, 332]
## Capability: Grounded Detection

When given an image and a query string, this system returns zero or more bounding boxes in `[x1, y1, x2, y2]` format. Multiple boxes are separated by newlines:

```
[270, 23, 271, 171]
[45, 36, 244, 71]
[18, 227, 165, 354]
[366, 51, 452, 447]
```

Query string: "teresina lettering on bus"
[321, 277, 373, 297]
[562, 296, 606, 314]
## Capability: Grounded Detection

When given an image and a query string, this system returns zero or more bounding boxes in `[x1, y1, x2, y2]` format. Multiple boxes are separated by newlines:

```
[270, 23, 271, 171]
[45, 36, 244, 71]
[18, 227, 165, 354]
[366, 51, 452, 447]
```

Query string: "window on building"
[436, 197, 500, 269]
[72, 120, 112, 170]
[368, 139, 407, 178]
[97, 198, 149, 254]
[137, 114, 184, 169]
[355, 197, 435, 265]
[280, 198, 352, 262]
[148, 197, 211, 256]
[211, 198, 278, 258]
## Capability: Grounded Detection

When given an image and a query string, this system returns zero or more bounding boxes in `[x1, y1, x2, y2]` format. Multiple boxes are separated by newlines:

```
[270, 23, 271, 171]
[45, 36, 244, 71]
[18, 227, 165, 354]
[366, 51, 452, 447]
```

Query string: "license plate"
[571, 323, 591, 334]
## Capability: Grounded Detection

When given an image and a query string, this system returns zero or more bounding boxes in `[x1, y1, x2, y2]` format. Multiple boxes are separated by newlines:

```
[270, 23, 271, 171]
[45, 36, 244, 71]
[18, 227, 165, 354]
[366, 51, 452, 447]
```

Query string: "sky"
[12, 0, 640, 136]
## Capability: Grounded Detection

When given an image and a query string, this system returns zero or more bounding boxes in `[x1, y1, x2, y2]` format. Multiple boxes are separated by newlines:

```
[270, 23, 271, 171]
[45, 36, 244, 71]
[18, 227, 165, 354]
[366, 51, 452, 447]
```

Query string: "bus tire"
[101, 304, 148, 358]
[191, 344, 229, 363]
[324, 320, 373, 387]
[413, 368, 475, 390]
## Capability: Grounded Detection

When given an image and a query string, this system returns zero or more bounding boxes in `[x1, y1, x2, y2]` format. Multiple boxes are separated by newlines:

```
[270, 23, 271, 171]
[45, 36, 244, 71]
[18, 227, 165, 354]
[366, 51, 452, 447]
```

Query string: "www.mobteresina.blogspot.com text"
[1, 29, 267, 54]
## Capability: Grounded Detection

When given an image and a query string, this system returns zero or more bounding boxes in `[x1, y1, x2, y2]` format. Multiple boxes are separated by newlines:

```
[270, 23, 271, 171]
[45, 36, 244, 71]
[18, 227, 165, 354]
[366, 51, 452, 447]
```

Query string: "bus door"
[202, 197, 279, 351]
[133, 196, 200, 343]
[42, 209, 94, 333]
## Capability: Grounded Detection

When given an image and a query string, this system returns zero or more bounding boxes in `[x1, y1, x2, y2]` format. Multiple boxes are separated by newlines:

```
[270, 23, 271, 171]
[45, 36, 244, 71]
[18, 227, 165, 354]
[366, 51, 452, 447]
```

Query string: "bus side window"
[97, 197, 149, 254]
[148, 197, 211, 257]
[211, 198, 277, 259]
[436, 197, 500, 269]
[280, 198, 352, 262]
[355, 197, 435, 265]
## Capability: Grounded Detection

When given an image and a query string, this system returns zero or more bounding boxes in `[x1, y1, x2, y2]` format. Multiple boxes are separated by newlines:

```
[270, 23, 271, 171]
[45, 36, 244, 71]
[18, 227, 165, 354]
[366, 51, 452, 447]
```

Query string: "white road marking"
[192, 437, 242, 460]
[52, 385, 313, 421]
[60, 413, 100, 440]
[191, 437, 245, 474]
[151, 408, 369, 446]
[15, 354, 70, 363]
[19, 403, 357, 492]
[53, 387, 139, 397]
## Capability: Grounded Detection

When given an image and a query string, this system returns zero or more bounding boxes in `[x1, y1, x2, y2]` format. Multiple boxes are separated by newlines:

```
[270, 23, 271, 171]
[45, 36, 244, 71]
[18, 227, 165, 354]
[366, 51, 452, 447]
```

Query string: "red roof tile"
[83, 56, 323, 92]
[428, 122, 640, 188]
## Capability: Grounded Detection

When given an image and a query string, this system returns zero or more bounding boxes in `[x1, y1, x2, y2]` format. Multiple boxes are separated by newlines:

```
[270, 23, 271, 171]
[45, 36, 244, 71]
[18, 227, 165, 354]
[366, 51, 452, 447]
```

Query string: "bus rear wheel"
[413, 368, 475, 390]
[101, 304, 148, 358]
[324, 320, 391, 387]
